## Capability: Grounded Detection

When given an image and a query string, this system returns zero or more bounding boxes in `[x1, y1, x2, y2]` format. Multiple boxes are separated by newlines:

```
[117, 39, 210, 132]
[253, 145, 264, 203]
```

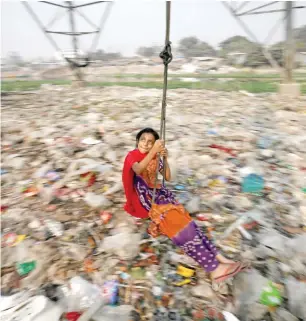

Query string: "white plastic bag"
[59, 276, 102, 312]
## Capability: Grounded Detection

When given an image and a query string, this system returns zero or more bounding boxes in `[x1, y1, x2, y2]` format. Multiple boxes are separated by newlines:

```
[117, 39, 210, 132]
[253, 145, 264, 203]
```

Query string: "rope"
[152, 1, 172, 205]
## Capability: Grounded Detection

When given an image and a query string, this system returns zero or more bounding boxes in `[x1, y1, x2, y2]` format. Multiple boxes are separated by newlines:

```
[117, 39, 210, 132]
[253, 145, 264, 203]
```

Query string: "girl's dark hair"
[136, 128, 159, 144]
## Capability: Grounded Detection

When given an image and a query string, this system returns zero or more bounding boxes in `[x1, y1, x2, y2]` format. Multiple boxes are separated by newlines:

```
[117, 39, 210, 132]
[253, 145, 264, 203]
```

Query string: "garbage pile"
[1, 86, 306, 321]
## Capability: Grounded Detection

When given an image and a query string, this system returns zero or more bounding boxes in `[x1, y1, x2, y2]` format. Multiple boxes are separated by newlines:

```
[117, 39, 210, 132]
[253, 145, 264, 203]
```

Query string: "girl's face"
[137, 133, 155, 154]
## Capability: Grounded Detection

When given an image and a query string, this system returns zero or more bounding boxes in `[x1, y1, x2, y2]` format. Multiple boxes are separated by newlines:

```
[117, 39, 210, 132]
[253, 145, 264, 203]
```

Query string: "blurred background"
[1, 1, 306, 93]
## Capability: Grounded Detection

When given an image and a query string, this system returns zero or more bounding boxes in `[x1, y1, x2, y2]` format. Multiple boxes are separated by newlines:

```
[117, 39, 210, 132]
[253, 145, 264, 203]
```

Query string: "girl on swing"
[123, 128, 247, 284]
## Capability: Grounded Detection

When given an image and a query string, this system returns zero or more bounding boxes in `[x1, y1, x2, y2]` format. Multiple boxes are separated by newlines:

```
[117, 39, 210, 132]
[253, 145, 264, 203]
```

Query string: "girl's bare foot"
[216, 254, 235, 264]
[210, 263, 232, 279]
[210, 262, 242, 282]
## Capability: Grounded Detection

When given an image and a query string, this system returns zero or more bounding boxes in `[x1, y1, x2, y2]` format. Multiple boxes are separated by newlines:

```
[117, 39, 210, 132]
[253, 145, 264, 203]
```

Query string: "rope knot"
[159, 41, 173, 65]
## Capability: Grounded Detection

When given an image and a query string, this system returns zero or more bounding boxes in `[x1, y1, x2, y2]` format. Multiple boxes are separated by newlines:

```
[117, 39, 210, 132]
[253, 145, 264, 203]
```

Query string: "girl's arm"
[132, 140, 164, 175]
[160, 148, 171, 181]
[132, 149, 156, 175]
[161, 158, 171, 181]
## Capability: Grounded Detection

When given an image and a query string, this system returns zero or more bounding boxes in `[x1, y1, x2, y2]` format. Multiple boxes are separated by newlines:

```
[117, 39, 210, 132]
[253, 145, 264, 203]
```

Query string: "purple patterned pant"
[134, 175, 219, 273]
[172, 221, 219, 272]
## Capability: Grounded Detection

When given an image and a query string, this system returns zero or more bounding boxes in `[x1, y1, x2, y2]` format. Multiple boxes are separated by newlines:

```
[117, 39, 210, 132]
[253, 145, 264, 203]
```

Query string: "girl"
[123, 128, 246, 283]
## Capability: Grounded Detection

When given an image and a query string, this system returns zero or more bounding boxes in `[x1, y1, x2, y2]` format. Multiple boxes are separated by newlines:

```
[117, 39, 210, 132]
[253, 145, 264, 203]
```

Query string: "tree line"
[5, 25, 305, 68]
[136, 25, 306, 68]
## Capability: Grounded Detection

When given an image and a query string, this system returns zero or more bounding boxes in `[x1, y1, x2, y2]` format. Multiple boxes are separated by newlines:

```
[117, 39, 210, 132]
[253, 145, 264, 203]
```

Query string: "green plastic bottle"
[16, 261, 36, 276]
[259, 281, 282, 307]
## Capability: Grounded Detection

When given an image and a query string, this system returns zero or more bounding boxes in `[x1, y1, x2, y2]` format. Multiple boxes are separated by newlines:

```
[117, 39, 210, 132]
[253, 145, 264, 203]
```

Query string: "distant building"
[192, 57, 217, 62]
[295, 52, 306, 66]
[227, 52, 247, 65]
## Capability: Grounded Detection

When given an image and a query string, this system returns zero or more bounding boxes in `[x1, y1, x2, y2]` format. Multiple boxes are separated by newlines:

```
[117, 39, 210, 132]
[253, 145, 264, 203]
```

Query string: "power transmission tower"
[223, 1, 305, 96]
[23, 1, 113, 87]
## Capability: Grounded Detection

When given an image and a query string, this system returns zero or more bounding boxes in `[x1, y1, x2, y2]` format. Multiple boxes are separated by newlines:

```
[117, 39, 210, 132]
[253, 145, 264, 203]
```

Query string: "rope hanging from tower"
[152, 1, 172, 204]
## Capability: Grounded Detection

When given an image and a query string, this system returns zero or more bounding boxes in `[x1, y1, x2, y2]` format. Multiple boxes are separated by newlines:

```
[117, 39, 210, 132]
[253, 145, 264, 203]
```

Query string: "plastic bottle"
[242, 174, 264, 193]
[15, 241, 37, 276]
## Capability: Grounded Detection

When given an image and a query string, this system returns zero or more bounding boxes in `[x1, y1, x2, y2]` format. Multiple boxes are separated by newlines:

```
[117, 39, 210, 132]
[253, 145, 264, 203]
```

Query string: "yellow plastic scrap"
[173, 279, 192, 286]
[12, 235, 26, 246]
[176, 264, 195, 278]
[102, 186, 109, 193]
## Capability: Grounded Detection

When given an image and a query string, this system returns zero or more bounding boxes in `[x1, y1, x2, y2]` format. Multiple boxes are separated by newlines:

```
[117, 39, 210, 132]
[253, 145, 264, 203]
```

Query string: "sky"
[1, 1, 306, 59]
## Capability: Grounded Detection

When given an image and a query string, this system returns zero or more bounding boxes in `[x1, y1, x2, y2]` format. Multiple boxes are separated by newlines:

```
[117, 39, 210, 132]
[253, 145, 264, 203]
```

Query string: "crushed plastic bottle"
[242, 174, 264, 193]
[44, 219, 64, 237]
[259, 281, 282, 307]
[16, 261, 37, 276]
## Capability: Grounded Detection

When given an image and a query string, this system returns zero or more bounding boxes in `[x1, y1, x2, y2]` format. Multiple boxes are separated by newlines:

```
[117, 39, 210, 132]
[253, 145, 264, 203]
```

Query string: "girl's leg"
[172, 221, 242, 281]
[152, 205, 242, 280]
[194, 223, 235, 264]
[172, 221, 219, 272]
[216, 254, 235, 264]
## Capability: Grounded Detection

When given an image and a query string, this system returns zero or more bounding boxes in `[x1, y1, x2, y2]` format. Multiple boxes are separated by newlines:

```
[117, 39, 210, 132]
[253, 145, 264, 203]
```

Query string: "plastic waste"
[0, 295, 63, 321]
[58, 242, 88, 261]
[2, 233, 26, 247]
[99, 233, 141, 260]
[238, 167, 254, 178]
[80, 172, 96, 187]
[129, 267, 146, 279]
[196, 213, 210, 221]
[207, 129, 218, 136]
[176, 264, 195, 278]
[1, 205, 9, 212]
[174, 185, 186, 191]
[257, 137, 273, 149]
[33, 164, 52, 178]
[221, 216, 250, 240]
[44, 219, 64, 237]
[84, 192, 112, 209]
[242, 174, 264, 193]
[222, 311, 240, 321]
[237, 225, 252, 240]
[259, 281, 282, 307]
[65, 312, 82, 321]
[66, 159, 112, 178]
[3, 80, 306, 321]
[40, 284, 62, 302]
[285, 277, 306, 320]
[101, 281, 119, 305]
[103, 182, 122, 195]
[273, 308, 299, 321]
[258, 229, 289, 253]
[45, 170, 61, 182]
[100, 211, 113, 224]
[39, 186, 55, 203]
[81, 137, 102, 145]
[0, 291, 31, 312]
[233, 269, 269, 310]
[185, 196, 200, 213]
[59, 276, 103, 312]
[15, 240, 30, 263]
[1, 168, 8, 175]
[91, 305, 133, 321]
[16, 261, 37, 276]
[22, 185, 40, 197]
[209, 144, 236, 156]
